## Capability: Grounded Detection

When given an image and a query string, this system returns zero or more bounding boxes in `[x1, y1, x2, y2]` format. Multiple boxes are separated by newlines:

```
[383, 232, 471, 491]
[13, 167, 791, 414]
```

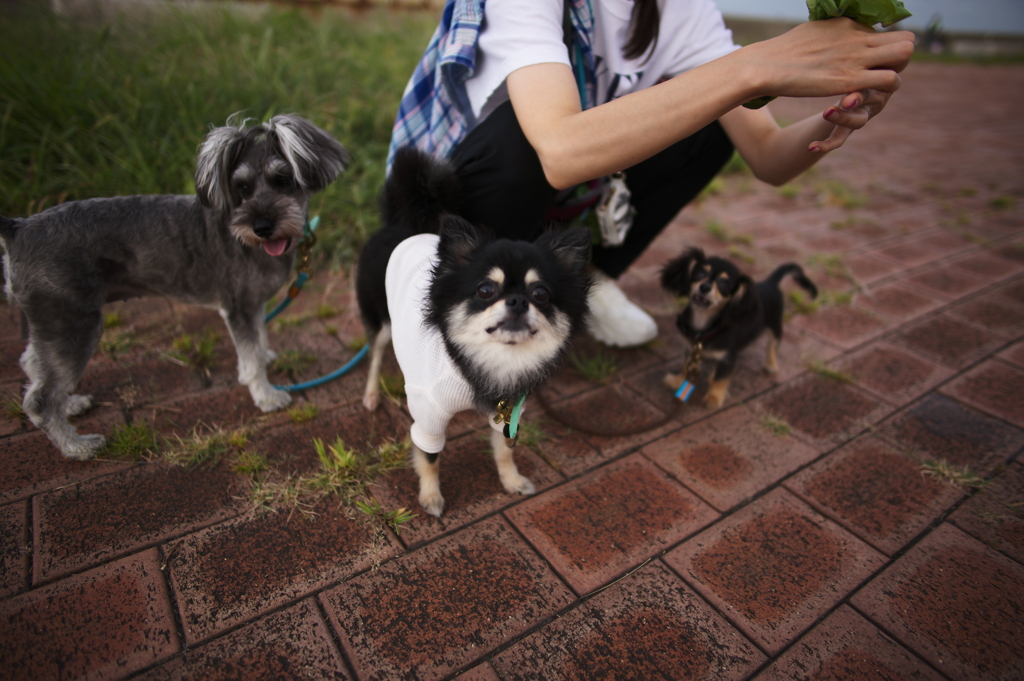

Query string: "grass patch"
[727, 245, 755, 265]
[787, 290, 819, 315]
[272, 349, 317, 374]
[287, 402, 319, 424]
[316, 303, 339, 319]
[234, 449, 269, 474]
[0, 3, 436, 269]
[807, 359, 854, 384]
[99, 328, 140, 358]
[818, 180, 867, 209]
[808, 253, 857, 287]
[379, 372, 406, 405]
[817, 290, 853, 307]
[346, 334, 368, 352]
[705, 219, 753, 246]
[760, 413, 791, 437]
[271, 314, 312, 331]
[103, 311, 125, 329]
[569, 348, 619, 383]
[720, 150, 750, 176]
[168, 329, 220, 371]
[5, 398, 26, 422]
[776, 183, 799, 200]
[248, 437, 409, 518]
[355, 497, 416, 536]
[920, 459, 989, 490]
[163, 426, 247, 468]
[990, 195, 1016, 211]
[105, 421, 161, 460]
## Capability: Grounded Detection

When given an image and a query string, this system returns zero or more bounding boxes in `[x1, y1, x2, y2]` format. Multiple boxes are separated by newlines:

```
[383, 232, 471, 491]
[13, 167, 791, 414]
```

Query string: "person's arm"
[507, 18, 914, 189]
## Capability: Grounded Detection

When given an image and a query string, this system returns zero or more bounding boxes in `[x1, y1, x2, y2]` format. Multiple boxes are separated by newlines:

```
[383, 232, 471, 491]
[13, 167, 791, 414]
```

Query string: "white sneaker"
[587, 271, 658, 348]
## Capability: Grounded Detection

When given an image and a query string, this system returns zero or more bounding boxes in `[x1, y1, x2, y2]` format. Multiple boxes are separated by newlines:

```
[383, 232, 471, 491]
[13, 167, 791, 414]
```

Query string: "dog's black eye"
[477, 282, 498, 300]
[531, 285, 550, 304]
[237, 182, 252, 196]
[272, 174, 295, 190]
[716, 278, 734, 294]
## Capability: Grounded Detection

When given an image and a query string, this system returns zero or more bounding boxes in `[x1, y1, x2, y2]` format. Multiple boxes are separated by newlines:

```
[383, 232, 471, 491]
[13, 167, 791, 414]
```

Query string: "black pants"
[449, 100, 735, 278]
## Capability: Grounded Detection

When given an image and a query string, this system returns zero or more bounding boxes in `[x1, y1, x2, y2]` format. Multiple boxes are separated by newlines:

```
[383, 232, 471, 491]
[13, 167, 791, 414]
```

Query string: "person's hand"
[809, 88, 892, 153]
[750, 18, 915, 99]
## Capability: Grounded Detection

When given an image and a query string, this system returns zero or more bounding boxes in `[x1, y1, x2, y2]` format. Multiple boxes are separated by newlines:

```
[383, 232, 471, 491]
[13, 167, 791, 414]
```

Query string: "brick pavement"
[2, 60, 1024, 680]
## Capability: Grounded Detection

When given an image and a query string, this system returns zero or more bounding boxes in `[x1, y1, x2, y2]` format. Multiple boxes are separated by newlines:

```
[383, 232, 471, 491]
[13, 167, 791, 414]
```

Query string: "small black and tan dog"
[660, 247, 817, 407]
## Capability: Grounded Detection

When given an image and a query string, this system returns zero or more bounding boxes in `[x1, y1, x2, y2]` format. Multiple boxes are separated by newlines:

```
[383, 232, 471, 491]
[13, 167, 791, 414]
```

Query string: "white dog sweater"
[386, 233, 504, 453]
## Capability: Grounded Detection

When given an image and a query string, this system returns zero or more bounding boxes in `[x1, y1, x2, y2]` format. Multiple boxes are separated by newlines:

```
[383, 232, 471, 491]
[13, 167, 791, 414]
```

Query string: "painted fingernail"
[810, 146, 821, 153]
[825, 109, 837, 120]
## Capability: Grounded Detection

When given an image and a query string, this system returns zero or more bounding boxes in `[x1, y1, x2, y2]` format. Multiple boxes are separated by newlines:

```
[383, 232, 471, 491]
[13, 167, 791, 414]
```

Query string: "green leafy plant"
[787, 290, 819, 315]
[316, 303, 339, 319]
[356, 497, 417, 535]
[234, 449, 269, 474]
[271, 350, 317, 374]
[920, 459, 989, 490]
[168, 329, 220, 371]
[105, 422, 161, 460]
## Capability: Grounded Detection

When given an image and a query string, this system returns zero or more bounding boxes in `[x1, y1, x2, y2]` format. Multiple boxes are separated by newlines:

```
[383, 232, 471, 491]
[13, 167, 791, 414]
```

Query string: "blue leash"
[263, 216, 368, 392]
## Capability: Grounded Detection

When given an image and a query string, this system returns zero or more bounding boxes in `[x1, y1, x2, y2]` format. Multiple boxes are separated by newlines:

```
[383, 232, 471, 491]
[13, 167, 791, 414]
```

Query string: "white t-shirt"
[465, 0, 740, 121]
[385, 234, 505, 454]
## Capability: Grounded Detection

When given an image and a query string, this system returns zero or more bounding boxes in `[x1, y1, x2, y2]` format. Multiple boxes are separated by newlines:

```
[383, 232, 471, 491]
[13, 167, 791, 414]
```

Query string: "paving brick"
[854, 283, 945, 321]
[538, 382, 681, 460]
[837, 342, 954, 407]
[945, 293, 1024, 338]
[169, 499, 401, 644]
[996, 278, 1024, 306]
[142, 384, 265, 437]
[754, 605, 944, 681]
[873, 236, 950, 268]
[642, 404, 819, 511]
[0, 416, 130, 504]
[78, 355, 206, 407]
[948, 461, 1024, 565]
[940, 358, 1024, 427]
[138, 599, 350, 680]
[0, 338, 27, 383]
[453, 663, 501, 681]
[624, 360, 773, 423]
[904, 266, 989, 300]
[0, 301, 23, 342]
[844, 252, 904, 284]
[0, 549, 179, 679]
[0, 501, 28, 598]
[506, 453, 717, 594]
[491, 561, 766, 681]
[0, 380, 28, 439]
[321, 516, 574, 681]
[894, 314, 1003, 367]
[998, 340, 1024, 368]
[785, 436, 961, 556]
[949, 250, 1024, 281]
[878, 393, 1024, 473]
[755, 374, 889, 451]
[792, 305, 887, 349]
[366, 430, 562, 548]
[850, 523, 1024, 680]
[34, 461, 248, 583]
[665, 488, 886, 654]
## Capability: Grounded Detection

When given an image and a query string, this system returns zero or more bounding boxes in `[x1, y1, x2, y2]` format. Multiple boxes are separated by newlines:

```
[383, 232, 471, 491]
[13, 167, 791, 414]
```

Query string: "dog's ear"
[661, 248, 704, 295]
[536, 227, 591, 279]
[436, 214, 485, 270]
[726, 274, 761, 320]
[269, 115, 349, 193]
[195, 125, 246, 211]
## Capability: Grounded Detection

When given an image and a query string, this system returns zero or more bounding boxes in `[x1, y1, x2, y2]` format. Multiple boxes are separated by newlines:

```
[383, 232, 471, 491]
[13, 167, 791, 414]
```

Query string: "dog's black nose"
[253, 218, 275, 238]
[505, 294, 529, 313]
[699, 282, 712, 294]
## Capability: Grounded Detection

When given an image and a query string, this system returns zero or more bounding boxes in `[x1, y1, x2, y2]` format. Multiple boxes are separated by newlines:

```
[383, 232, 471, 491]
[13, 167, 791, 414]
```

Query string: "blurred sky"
[714, 0, 1024, 34]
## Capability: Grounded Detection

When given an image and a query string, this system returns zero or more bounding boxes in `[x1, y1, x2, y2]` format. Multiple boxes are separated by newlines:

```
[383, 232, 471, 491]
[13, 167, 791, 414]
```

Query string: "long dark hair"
[623, 0, 660, 62]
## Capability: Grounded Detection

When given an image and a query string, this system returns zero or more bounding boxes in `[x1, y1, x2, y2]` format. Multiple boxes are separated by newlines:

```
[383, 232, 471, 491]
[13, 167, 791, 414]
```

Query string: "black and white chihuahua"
[661, 247, 817, 408]
[357, 147, 591, 517]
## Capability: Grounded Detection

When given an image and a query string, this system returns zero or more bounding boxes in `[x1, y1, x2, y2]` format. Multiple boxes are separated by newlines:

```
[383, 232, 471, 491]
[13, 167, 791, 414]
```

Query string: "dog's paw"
[362, 391, 380, 412]
[762, 365, 779, 377]
[702, 392, 725, 409]
[662, 372, 684, 391]
[62, 433, 106, 461]
[501, 473, 536, 496]
[266, 349, 278, 362]
[419, 492, 445, 518]
[64, 394, 94, 417]
[253, 385, 292, 412]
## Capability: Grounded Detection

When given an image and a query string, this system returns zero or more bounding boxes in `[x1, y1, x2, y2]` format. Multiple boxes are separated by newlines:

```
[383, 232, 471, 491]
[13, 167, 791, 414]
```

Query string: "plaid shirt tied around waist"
[387, 0, 597, 172]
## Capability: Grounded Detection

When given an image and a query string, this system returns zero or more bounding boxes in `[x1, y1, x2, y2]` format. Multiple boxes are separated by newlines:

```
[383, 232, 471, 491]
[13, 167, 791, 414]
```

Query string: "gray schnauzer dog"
[0, 114, 348, 460]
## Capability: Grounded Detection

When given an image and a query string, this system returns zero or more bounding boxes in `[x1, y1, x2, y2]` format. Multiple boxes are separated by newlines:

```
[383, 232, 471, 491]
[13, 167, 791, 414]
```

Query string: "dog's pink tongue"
[263, 239, 289, 256]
